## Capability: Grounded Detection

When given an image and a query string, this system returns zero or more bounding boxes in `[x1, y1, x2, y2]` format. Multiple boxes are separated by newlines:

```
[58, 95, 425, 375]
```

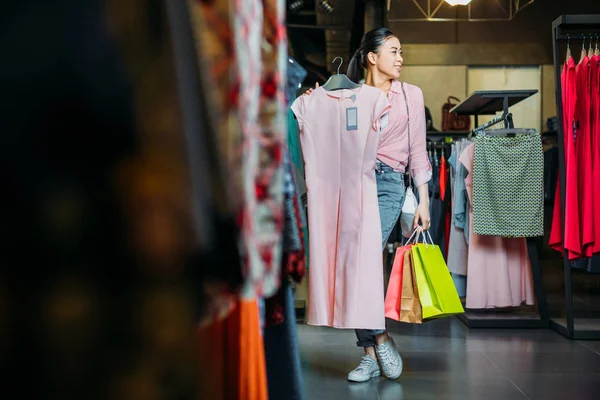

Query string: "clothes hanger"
[566, 34, 572, 61]
[579, 35, 588, 64]
[588, 33, 595, 58]
[595, 34, 599, 56]
[480, 128, 537, 137]
[322, 56, 361, 91]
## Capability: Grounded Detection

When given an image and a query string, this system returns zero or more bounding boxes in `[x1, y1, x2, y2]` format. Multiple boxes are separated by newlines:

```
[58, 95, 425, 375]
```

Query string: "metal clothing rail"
[471, 113, 514, 135]
[551, 14, 600, 340]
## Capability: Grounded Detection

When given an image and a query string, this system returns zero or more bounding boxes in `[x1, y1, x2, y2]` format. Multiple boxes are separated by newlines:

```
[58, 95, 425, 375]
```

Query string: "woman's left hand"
[413, 201, 431, 231]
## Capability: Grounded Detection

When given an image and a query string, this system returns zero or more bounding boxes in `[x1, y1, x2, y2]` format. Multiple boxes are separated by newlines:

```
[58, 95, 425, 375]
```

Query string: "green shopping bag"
[411, 229, 464, 320]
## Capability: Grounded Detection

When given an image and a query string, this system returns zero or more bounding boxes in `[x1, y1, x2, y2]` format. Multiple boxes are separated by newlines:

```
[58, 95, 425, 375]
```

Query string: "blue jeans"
[355, 161, 406, 347]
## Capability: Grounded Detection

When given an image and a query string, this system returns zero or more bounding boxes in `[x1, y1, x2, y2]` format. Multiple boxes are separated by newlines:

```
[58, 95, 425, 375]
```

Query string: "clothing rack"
[448, 90, 549, 329]
[551, 14, 600, 340]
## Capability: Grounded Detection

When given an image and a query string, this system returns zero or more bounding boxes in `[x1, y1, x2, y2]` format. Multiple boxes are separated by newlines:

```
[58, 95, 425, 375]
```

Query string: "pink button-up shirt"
[377, 80, 432, 187]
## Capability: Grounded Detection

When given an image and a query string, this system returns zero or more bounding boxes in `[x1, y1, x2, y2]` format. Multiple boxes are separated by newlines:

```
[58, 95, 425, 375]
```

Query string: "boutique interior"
[3, 0, 600, 399]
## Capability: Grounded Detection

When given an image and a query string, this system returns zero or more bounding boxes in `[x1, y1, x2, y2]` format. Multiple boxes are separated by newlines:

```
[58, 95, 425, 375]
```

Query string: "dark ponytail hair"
[346, 28, 396, 83]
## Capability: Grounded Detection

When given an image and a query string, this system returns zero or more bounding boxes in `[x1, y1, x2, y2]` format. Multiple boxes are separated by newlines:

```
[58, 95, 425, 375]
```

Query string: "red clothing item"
[440, 155, 447, 202]
[592, 55, 600, 254]
[549, 63, 569, 253]
[549, 57, 581, 259]
[576, 57, 594, 257]
[439, 155, 451, 252]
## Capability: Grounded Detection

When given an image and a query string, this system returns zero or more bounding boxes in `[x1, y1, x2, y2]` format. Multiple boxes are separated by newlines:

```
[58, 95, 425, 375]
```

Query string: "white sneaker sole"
[347, 369, 381, 383]
[383, 366, 402, 380]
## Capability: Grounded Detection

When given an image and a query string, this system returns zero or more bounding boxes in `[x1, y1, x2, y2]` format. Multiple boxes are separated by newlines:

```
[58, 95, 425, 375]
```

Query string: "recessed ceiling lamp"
[288, 0, 304, 12]
[318, 0, 334, 13]
[445, 0, 472, 5]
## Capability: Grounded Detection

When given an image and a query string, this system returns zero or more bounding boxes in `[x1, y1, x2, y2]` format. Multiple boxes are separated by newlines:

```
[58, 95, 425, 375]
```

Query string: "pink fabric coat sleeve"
[407, 86, 432, 187]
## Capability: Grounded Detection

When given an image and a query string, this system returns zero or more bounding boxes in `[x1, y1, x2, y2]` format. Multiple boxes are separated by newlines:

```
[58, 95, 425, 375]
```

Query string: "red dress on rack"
[591, 55, 600, 254]
[439, 154, 451, 252]
[576, 56, 594, 257]
[549, 57, 581, 259]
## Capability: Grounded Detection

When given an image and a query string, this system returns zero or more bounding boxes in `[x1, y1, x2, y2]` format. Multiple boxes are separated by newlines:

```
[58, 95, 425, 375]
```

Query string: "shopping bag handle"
[422, 229, 434, 248]
[406, 226, 435, 247]
[405, 227, 421, 244]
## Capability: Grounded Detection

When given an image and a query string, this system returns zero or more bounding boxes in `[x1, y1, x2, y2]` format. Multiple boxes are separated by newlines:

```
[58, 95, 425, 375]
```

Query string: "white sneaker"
[347, 355, 381, 382]
[375, 339, 403, 380]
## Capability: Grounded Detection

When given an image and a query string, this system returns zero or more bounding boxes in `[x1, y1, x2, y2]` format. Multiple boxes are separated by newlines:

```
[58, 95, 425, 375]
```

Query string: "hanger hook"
[567, 33, 570, 49]
[332, 56, 343, 74]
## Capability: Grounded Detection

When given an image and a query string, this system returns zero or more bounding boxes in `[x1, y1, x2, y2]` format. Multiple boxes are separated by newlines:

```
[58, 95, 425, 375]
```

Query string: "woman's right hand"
[304, 82, 319, 96]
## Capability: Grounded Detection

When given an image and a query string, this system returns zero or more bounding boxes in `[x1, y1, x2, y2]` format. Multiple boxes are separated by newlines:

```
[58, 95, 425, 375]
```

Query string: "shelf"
[458, 307, 548, 329]
[552, 14, 600, 30]
[449, 90, 538, 116]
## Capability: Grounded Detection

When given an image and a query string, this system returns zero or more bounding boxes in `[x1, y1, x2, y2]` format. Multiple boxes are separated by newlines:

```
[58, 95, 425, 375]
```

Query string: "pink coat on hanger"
[291, 85, 390, 329]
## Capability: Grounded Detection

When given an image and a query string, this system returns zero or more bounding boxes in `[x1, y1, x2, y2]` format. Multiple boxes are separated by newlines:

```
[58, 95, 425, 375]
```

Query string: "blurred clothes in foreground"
[0, 0, 307, 399]
[0, 0, 235, 398]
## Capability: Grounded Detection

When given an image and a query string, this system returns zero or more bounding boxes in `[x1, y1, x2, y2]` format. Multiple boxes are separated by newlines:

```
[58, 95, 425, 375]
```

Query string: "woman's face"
[369, 36, 403, 80]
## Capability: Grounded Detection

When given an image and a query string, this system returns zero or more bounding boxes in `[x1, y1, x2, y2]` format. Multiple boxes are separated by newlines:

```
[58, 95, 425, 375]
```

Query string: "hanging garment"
[575, 57, 594, 256]
[189, 0, 244, 212]
[429, 152, 444, 249]
[440, 153, 452, 255]
[440, 153, 448, 202]
[264, 149, 306, 327]
[285, 61, 309, 266]
[543, 147, 559, 202]
[263, 280, 305, 400]
[472, 133, 544, 238]
[197, 299, 268, 400]
[549, 57, 581, 259]
[286, 58, 307, 107]
[459, 144, 535, 309]
[291, 85, 390, 329]
[287, 109, 306, 182]
[453, 142, 470, 234]
[287, 110, 310, 267]
[447, 140, 471, 276]
[282, 150, 303, 254]
[591, 55, 600, 254]
[237, 0, 287, 299]
[284, 161, 307, 283]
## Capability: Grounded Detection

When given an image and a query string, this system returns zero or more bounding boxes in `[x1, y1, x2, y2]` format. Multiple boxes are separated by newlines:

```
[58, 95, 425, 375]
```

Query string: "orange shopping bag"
[384, 228, 423, 323]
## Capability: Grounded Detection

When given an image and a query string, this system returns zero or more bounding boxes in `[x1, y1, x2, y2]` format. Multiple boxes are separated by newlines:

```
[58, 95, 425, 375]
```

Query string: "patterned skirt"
[472, 133, 544, 238]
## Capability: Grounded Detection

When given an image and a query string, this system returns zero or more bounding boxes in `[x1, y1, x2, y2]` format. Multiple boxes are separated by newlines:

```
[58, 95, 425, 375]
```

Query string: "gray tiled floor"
[298, 318, 600, 400]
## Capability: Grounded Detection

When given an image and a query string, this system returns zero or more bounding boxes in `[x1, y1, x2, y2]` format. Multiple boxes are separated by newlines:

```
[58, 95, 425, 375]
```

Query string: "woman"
[305, 28, 431, 382]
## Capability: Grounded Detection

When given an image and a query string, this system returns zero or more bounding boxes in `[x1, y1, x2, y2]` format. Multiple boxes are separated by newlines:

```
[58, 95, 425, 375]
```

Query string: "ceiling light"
[288, 0, 304, 12]
[445, 0, 472, 5]
[318, 0, 334, 13]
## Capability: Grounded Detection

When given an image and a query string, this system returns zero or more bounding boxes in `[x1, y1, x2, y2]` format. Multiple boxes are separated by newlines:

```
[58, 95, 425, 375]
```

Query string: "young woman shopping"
[305, 28, 432, 382]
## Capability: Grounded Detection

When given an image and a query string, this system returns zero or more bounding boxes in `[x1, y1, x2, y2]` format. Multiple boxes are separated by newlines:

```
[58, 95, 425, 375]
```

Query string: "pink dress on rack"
[291, 85, 390, 329]
[459, 144, 535, 309]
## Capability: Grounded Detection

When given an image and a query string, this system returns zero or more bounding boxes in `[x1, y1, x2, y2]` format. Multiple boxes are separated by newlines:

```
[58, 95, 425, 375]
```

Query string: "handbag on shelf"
[441, 96, 470, 132]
